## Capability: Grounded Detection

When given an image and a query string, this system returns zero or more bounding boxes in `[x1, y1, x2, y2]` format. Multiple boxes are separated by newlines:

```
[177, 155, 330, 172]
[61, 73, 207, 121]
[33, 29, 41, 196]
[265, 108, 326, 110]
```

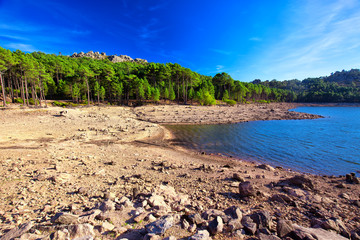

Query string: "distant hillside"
[253, 69, 360, 102]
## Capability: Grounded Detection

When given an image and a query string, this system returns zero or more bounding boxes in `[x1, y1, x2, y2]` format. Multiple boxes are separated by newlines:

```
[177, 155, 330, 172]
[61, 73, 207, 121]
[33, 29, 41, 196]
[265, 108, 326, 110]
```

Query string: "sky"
[0, 0, 360, 82]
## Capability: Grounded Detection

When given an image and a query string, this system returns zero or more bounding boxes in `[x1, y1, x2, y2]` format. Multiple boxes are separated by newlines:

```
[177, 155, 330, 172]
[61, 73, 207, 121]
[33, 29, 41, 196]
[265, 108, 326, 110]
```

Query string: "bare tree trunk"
[24, 77, 29, 106]
[0, 73, 6, 107]
[85, 77, 90, 106]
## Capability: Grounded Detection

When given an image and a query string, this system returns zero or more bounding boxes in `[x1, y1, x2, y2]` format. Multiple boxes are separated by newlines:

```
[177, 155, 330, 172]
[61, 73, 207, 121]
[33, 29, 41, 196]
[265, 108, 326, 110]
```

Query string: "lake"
[166, 106, 360, 176]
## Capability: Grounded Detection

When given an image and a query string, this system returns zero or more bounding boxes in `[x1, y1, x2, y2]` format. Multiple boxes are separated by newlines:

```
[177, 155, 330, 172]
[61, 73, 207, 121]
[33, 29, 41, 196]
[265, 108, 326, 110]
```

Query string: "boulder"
[257, 233, 281, 240]
[288, 175, 315, 190]
[145, 215, 174, 235]
[292, 224, 348, 240]
[99, 200, 115, 212]
[276, 219, 294, 238]
[0, 221, 33, 240]
[250, 211, 272, 229]
[51, 212, 79, 225]
[224, 206, 242, 220]
[189, 230, 211, 240]
[68, 224, 95, 239]
[239, 181, 255, 197]
[257, 164, 275, 171]
[242, 216, 257, 235]
[208, 216, 223, 235]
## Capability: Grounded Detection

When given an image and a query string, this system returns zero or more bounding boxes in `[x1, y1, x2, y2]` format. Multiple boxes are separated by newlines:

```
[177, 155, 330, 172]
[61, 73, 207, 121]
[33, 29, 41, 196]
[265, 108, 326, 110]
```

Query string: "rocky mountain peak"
[70, 51, 147, 63]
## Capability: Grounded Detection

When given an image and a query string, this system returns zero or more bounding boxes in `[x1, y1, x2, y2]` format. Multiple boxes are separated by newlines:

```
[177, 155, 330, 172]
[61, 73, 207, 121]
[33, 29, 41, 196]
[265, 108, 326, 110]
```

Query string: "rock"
[201, 209, 226, 221]
[242, 216, 257, 235]
[257, 164, 275, 171]
[320, 218, 339, 232]
[134, 212, 148, 223]
[0, 221, 33, 240]
[51, 173, 72, 184]
[50, 229, 70, 240]
[270, 194, 291, 204]
[143, 233, 161, 240]
[257, 233, 281, 240]
[148, 195, 168, 209]
[287, 175, 315, 190]
[189, 213, 205, 225]
[238, 181, 255, 197]
[233, 173, 245, 182]
[189, 230, 211, 240]
[208, 216, 223, 235]
[68, 224, 95, 239]
[101, 221, 115, 231]
[51, 212, 79, 225]
[346, 173, 360, 184]
[224, 206, 242, 220]
[99, 200, 115, 212]
[228, 218, 243, 232]
[277, 219, 294, 238]
[145, 215, 174, 235]
[234, 229, 246, 239]
[250, 211, 272, 229]
[292, 224, 348, 240]
[163, 236, 177, 240]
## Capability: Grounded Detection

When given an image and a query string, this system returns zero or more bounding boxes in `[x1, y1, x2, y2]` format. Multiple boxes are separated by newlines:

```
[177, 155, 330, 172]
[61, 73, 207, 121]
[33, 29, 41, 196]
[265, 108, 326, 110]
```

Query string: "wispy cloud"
[5, 43, 37, 52]
[249, 37, 262, 42]
[259, 0, 360, 80]
[216, 65, 225, 71]
[210, 49, 233, 55]
[149, 2, 167, 11]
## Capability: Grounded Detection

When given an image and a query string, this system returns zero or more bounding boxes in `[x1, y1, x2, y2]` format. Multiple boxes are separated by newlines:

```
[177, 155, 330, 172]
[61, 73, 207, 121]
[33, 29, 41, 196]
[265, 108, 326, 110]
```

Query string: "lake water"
[166, 107, 360, 176]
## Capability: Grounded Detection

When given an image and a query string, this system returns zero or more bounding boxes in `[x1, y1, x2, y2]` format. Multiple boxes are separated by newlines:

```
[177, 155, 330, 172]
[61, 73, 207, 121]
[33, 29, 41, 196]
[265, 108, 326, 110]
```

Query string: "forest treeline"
[0, 47, 294, 107]
[0, 46, 359, 107]
[253, 69, 360, 102]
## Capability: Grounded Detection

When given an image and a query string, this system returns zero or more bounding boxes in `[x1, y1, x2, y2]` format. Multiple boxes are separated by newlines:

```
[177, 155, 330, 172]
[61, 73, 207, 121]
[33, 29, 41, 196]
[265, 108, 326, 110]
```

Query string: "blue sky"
[1, 0, 360, 81]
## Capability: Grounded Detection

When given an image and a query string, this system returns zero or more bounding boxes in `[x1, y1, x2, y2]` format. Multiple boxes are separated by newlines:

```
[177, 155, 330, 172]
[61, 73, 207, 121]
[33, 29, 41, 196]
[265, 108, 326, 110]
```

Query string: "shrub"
[29, 98, 39, 105]
[52, 101, 68, 107]
[224, 99, 237, 106]
[14, 98, 23, 104]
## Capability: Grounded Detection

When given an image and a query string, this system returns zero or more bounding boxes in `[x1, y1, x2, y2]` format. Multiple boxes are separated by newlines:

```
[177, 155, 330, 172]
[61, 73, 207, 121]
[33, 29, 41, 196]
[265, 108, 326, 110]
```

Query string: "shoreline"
[0, 103, 359, 240]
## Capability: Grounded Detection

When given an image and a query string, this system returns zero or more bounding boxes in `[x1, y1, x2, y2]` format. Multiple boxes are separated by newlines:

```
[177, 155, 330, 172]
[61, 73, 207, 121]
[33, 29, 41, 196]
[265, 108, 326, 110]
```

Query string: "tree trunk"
[85, 77, 90, 106]
[24, 77, 29, 106]
[0, 73, 6, 107]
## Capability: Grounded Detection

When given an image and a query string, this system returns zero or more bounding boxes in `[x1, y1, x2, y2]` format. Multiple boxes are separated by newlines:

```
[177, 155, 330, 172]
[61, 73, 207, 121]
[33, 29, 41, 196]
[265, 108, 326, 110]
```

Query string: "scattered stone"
[0, 221, 33, 240]
[208, 216, 223, 235]
[293, 224, 348, 240]
[224, 206, 242, 220]
[277, 219, 294, 238]
[241, 216, 257, 235]
[239, 181, 255, 197]
[233, 173, 245, 182]
[228, 218, 243, 232]
[51, 212, 79, 225]
[68, 224, 95, 239]
[99, 200, 115, 212]
[145, 215, 174, 235]
[189, 230, 211, 240]
[270, 194, 291, 204]
[250, 210, 272, 229]
[143, 233, 161, 240]
[257, 164, 275, 171]
[287, 175, 315, 190]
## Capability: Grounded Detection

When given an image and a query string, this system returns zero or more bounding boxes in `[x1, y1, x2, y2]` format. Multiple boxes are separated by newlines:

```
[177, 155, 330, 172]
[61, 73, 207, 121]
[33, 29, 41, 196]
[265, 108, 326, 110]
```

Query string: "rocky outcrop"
[70, 51, 147, 63]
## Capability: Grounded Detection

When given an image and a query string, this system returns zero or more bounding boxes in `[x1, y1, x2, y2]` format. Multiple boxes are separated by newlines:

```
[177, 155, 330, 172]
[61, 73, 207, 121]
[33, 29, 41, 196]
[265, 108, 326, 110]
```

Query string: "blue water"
[166, 107, 360, 176]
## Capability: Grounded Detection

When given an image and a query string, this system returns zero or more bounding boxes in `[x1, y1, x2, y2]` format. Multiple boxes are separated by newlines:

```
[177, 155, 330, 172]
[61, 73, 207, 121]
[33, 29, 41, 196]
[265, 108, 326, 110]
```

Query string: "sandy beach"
[0, 103, 358, 240]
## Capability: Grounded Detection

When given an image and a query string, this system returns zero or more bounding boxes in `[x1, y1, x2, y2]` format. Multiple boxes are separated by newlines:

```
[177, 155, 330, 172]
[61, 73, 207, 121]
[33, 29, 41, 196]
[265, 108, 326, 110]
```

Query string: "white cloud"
[259, 0, 360, 80]
[5, 43, 37, 52]
[210, 49, 233, 55]
[249, 37, 262, 42]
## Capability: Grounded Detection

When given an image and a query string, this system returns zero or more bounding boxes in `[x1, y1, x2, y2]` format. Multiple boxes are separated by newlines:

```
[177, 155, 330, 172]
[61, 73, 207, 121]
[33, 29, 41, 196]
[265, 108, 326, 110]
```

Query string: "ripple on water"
[166, 107, 360, 176]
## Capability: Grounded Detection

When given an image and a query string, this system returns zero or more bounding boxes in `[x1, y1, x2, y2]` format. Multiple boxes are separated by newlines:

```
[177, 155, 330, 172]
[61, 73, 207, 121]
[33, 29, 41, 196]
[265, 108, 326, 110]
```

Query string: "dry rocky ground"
[0, 103, 359, 240]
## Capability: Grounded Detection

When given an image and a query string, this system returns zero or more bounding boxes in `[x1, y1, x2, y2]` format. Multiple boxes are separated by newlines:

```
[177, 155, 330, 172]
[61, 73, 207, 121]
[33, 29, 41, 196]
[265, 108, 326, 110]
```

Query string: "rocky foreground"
[0, 104, 359, 240]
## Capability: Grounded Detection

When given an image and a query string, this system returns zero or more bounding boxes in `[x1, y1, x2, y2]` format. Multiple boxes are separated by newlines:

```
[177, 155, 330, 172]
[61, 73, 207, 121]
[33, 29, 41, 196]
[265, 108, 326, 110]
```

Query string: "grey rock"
[239, 181, 255, 197]
[68, 224, 95, 239]
[224, 206, 242, 220]
[0, 221, 33, 240]
[241, 216, 257, 235]
[228, 218, 243, 232]
[257, 164, 275, 171]
[233, 173, 245, 182]
[270, 194, 291, 204]
[189, 213, 205, 225]
[99, 200, 115, 212]
[208, 216, 223, 235]
[320, 218, 340, 232]
[143, 233, 161, 240]
[288, 175, 315, 190]
[293, 224, 348, 240]
[276, 219, 294, 238]
[189, 230, 211, 240]
[250, 210, 271, 229]
[257, 233, 281, 240]
[145, 215, 174, 235]
[51, 212, 79, 225]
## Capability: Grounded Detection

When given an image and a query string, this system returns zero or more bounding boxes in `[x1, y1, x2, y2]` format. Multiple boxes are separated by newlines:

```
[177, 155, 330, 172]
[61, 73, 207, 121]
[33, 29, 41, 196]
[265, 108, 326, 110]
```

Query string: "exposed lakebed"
[166, 106, 360, 176]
